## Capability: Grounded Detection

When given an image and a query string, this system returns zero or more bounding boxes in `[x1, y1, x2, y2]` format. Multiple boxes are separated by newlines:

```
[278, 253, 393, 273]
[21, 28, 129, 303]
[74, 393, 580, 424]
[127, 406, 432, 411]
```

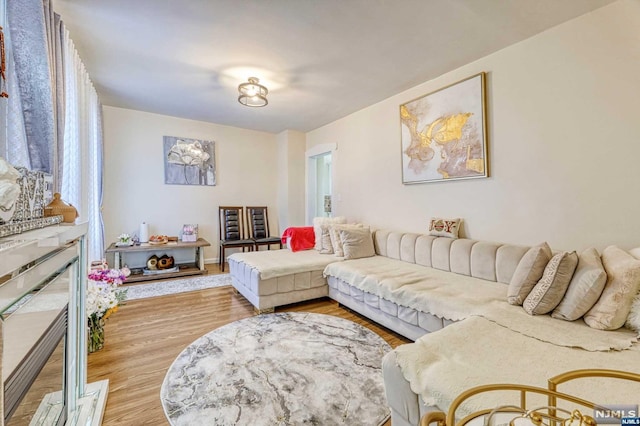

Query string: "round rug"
[161, 312, 392, 426]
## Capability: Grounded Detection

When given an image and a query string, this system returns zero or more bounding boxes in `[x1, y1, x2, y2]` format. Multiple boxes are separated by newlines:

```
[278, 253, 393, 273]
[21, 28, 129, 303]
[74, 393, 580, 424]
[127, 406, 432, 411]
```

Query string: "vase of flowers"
[87, 268, 128, 353]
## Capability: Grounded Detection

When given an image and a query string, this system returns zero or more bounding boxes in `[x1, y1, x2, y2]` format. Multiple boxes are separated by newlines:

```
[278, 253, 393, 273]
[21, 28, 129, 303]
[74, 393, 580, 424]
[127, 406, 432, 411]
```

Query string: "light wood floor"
[89, 264, 410, 425]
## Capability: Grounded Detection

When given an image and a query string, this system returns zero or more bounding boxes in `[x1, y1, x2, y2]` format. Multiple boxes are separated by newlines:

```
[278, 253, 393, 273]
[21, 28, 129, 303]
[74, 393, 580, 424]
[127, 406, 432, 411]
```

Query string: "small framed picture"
[181, 224, 198, 242]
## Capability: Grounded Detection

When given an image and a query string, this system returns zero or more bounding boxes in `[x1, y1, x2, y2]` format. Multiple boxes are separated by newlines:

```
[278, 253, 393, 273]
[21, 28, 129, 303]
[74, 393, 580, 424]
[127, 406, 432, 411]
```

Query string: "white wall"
[276, 130, 306, 230]
[306, 0, 640, 252]
[102, 106, 279, 263]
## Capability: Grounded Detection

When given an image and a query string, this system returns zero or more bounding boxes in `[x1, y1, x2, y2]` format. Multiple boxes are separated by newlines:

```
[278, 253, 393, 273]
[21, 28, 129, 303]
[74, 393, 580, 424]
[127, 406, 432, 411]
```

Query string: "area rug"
[161, 312, 392, 426]
[125, 274, 232, 300]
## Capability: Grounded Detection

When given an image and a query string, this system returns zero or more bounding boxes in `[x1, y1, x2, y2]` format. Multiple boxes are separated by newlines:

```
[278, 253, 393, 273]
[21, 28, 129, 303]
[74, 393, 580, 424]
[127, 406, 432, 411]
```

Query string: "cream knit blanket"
[324, 256, 638, 351]
[229, 249, 342, 280]
[394, 317, 640, 419]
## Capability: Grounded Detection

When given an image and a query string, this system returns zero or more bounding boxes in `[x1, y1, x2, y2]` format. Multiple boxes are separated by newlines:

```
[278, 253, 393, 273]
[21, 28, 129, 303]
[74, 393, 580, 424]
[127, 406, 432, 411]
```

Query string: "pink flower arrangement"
[88, 268, 127, 286]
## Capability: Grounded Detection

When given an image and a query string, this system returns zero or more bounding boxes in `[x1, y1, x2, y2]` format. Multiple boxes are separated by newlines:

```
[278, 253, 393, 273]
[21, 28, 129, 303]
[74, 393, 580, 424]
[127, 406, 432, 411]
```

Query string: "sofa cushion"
[584, 246, 640, 330]
[552, 248, 607, 321]
[313, 216, 346, 250]
[340, 227, 376, 259]
[523, 251, 578, 315]
[323, 256, 507, 322]
[320, 225, 334, 254]
[330, 223, 364, 257]
[507, 242, 552, 305]
[428, 217, 461, 238]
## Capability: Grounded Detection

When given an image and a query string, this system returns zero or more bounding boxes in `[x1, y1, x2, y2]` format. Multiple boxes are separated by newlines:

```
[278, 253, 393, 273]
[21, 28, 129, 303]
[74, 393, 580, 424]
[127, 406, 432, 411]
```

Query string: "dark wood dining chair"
[218, 206, 254, 271]
[246, 206, 283, 251]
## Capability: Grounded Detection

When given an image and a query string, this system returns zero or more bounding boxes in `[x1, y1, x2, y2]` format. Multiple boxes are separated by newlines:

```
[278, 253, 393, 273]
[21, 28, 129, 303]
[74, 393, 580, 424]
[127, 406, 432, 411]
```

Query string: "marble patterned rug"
[161, 312, 392, 426]
[125, 274, 232, 300]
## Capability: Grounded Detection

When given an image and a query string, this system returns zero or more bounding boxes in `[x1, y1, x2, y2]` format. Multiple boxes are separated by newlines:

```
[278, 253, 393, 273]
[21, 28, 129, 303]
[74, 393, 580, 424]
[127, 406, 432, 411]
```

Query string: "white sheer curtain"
[61, 28, 104, 261]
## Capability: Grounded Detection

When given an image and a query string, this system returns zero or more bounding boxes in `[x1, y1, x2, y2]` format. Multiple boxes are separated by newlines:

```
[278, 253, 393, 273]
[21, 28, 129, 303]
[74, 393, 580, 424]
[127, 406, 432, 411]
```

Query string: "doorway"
[306, 144, 335, 224]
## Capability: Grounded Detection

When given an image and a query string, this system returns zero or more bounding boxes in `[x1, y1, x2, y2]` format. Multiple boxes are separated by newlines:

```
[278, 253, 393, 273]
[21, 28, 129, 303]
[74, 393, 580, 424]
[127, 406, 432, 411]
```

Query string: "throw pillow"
[584, 246, 640, 330]
[319, 225, 334, 254]
[507, 242, 552, 305]
[428, 217, 461, 239]
[313, 216, 346, 251]
[625, 294, 640, 334]
[551, 248, 607, 321]
[340, 227, 375, 260]
[330, 223, 365, 257]
[523, 251, 578, 315]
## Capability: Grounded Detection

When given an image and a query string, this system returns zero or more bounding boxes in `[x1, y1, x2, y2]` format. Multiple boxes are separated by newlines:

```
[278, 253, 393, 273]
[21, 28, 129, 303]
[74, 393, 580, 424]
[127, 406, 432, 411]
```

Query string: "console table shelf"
[105, 238, 210, 283]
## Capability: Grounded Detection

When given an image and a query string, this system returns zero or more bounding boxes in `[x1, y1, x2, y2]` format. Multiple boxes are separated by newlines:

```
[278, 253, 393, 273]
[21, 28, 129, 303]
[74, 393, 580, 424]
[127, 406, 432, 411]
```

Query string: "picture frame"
[181, 224, 198, 242]
[163, 136, 216, 186]
[400, 72, 488, 184]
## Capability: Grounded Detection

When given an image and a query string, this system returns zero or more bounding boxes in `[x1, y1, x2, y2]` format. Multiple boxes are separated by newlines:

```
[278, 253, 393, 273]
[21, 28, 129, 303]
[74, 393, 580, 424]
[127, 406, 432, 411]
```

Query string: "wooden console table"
[105, 238, 210, 283]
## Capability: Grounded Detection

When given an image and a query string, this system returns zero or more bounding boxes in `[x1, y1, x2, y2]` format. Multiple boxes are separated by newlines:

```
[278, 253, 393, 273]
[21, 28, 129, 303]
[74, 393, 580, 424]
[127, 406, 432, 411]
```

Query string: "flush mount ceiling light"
[238, 77, 268, 107]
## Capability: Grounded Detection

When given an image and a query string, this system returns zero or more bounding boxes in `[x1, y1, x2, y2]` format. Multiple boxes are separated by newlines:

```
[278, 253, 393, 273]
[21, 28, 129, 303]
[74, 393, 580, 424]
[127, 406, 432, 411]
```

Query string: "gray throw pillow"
[507, 242, 552, 305]
[339, 227, 375, 260]
[523, 251, 578, 315]
[552, 248, 607, 321]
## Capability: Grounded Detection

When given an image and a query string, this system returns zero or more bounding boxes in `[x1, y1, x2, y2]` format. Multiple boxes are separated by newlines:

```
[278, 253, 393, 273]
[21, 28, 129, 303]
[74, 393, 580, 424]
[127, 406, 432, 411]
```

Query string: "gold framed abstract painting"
[400, 72, 488, 184]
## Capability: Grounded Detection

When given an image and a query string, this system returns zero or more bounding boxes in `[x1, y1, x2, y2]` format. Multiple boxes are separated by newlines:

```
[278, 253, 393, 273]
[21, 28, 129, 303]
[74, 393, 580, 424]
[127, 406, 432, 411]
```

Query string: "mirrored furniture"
[0, 223, 107, 426]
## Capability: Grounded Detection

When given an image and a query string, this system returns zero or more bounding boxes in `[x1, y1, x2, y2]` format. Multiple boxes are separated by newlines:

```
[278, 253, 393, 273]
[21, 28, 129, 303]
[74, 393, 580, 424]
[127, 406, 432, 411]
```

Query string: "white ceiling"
[54, 0, 614, 134]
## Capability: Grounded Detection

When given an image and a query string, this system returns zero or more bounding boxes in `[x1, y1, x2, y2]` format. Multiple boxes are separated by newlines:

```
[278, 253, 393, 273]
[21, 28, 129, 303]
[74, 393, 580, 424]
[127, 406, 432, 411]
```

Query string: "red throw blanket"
[281, 226, 315, 252]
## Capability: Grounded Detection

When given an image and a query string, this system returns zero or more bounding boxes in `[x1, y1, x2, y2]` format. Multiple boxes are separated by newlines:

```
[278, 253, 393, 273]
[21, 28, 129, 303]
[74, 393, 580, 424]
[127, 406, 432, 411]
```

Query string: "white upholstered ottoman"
[228, 249, 342, 313]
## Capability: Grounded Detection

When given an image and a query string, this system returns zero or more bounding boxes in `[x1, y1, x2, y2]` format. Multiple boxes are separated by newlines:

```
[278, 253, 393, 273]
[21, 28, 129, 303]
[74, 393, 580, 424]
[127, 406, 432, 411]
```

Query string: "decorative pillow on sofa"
[584, 246, 640, 330]
[319, 225, 334, 254]
[329, 223, 364, 257]
[523, 251, 578, 315]
[551, 248, 607, 321]
[313, 216, 346, 251]
[507, 242, 552, 305]
[626, 295, 640, 334]
[339, 227, 375, 260]
[428, 218, 461, 239]
[626, 249, 640, 334]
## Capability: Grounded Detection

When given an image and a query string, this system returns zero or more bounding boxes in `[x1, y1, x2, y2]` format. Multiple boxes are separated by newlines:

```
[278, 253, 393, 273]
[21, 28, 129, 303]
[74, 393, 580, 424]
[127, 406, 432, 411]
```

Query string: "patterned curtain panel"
[6, 0, 55, 173]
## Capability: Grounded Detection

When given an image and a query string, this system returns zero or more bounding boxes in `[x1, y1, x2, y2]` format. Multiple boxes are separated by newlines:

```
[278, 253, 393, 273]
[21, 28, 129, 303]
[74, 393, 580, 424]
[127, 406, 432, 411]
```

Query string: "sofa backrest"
[373, 229, 530, 285]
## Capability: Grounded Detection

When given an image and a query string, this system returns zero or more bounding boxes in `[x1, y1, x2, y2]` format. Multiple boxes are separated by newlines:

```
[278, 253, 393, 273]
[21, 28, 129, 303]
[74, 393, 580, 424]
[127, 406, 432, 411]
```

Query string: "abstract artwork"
[400, 73, 488, 184]
[163, 136, 216, 186]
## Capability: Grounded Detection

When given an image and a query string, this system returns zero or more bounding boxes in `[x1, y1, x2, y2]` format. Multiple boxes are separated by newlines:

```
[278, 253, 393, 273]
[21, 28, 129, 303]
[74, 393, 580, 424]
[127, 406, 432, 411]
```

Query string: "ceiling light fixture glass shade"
[238, 77, 268, 107]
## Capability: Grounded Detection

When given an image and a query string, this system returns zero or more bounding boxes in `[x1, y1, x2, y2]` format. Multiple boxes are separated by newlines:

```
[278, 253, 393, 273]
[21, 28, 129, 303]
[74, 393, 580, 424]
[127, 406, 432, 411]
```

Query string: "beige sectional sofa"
[228, 228, 640, 426]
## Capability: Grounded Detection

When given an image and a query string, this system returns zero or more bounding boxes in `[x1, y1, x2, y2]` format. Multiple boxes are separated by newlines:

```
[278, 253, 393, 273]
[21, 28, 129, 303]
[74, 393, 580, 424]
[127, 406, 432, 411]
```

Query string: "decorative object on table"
[164, 136, 216, 186]
[0, 157, 21, 221]
[237, 77, 268, 107]
[149, 234, 168, 245]
[400, 72, 488, 184]
[44, 193, 78, 223]
[90, 259, 108, 270]
[161, 313, 391, 426]
[0, 159, 60, 237]
[139, 221, 149, 243]
[181, 224, 198, 242]
[146, 255, 159, 270]
[86, 268, 128, 353]
[157, 255, 175, 270]
[115, 233, 133, 247]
